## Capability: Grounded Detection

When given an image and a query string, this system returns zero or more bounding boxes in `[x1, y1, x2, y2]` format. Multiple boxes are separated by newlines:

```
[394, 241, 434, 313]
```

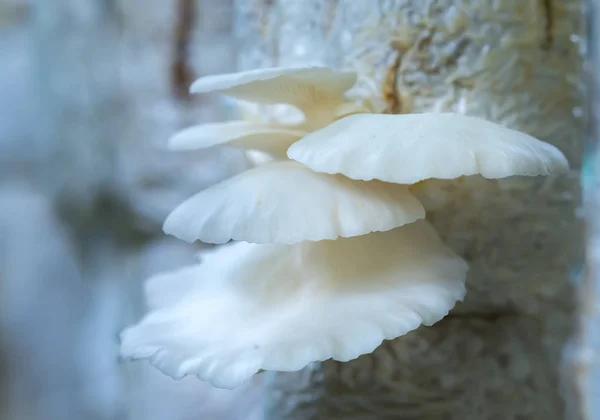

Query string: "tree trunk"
[235, 1, 586, 418]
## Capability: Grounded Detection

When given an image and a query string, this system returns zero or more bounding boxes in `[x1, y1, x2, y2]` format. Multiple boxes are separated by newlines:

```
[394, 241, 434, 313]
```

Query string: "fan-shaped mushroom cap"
[191, 67, 357, 126]
[120, 220, 468, 389]
[163, 161, 425, 245]
[191, 66, 356, 108]
[288, 113, 569, 184]
[168, 121, 307, 157]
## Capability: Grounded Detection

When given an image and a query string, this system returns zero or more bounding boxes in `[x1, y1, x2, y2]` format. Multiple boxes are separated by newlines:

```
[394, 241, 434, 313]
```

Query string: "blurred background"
[0, 0, 264, 419]
[1, 0, 600, 419]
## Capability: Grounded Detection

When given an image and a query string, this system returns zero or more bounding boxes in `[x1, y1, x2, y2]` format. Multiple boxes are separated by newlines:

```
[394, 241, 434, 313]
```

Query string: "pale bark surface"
[234, 1, 586, 418]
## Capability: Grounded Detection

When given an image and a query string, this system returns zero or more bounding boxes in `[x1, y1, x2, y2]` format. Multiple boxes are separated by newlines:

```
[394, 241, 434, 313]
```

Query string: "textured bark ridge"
[235, 1, 586, 418]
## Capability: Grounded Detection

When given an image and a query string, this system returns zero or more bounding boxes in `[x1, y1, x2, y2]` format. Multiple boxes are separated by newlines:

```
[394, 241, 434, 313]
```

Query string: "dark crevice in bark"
[441, 38, 470, 70]
[383, 53, 404, 114]
[542, 0, 554, 49]
[171, 0, 196, 102]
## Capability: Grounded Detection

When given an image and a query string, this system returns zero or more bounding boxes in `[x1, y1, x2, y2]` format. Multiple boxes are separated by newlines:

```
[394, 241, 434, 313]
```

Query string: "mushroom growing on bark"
[288, 113, 569, 183]
[120, 66, 569, 390]
[168, 66, 365, 160]
[121, 220, 467, 389]
[163, 161, 425, 245]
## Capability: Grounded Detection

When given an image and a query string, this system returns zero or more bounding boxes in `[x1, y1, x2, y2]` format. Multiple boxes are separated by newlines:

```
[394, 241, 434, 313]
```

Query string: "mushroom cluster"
[120, 66, 569, 389]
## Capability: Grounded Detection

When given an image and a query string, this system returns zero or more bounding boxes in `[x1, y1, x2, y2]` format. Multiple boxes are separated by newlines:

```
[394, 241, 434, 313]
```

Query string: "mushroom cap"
[190, 66, 357, 109]
[168, 121, 307, 157]
[288, 113, 570, 184]
[120, 220, 468, 389]
[163, 161, 425, 245]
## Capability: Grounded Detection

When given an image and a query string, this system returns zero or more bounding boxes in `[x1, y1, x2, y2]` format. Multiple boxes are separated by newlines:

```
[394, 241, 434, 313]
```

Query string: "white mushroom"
[190, 66, 357, 124]
[163, 161, 425, 245]
[121, 67, 487, 391]
[168, 121, 307, 158]
[168, 67, 366, 165]
[287, 113, 569, 184]
[120, 220, 468, 390]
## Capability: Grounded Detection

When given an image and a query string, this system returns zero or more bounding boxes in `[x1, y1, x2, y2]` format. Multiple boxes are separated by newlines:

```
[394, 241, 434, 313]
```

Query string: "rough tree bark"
[234, 1, 586, 418]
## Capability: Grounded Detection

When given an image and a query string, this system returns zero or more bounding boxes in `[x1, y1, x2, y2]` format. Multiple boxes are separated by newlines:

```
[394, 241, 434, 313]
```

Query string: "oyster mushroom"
[125, 69, 556, 391]
[120, 220, 467, 390]
[190, 66, 358, 126]
[168, 121, 308, 159]
[287, 113, 569, 184]
[168, 66, 370, 166]
[163, 160, 425, 245]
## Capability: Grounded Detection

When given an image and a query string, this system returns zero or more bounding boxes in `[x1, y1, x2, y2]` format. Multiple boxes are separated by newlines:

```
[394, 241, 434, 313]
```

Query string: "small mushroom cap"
[120, 220, 468, 389]
[288, 113, 570, 184]
[168, 121, 307, 157]
[190, 66, 357, 109]
[163, 161, 425, 245]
